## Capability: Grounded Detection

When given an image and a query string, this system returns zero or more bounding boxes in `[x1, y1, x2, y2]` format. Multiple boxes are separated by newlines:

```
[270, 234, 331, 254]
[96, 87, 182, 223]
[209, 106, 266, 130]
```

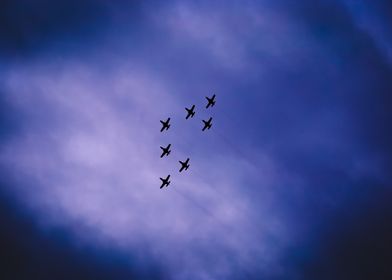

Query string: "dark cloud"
[0, 91, 22, 141]
[0, 182, 166, 280]
[255, 2, 392, 278]
[0, 0, 97, 54]
[0, 0, 146, 56]
[295, 184, 392, 280]
[207, 1, 392, 278]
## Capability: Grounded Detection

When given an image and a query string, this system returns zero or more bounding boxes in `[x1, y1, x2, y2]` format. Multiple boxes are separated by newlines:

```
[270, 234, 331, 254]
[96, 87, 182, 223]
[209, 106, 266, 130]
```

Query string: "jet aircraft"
[202, 117, 212, 131]
[160, 144, 171, 158]
[185, 105, 196, 119]
[179, 158, 190, 172]
[160, 175, 171, 189]
[160, 118, 171, 132]
[205, 94, 216, 108]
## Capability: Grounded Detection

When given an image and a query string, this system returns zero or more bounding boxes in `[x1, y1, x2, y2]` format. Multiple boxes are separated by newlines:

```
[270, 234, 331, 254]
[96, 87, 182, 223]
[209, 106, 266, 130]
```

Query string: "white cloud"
[0, 56, 289, 278]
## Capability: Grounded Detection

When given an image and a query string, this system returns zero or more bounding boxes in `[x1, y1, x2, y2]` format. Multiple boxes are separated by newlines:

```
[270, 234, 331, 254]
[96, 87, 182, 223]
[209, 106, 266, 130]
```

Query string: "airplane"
[160, 175, 171, 189]
[202, 117, 212, 131]
[160, 118, 171, 132]
[185, 105, 196, 119]
[160, 144, 171, 158]
[205, 94, 216, 108]
[179, 158, 190, 172]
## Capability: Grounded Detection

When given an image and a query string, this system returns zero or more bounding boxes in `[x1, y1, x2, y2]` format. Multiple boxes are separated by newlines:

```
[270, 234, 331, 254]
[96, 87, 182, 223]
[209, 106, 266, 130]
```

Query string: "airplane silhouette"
[205, 94, 216, 108]
[202, 117, 212, 131]
[160, 175, 170, 189]
[179, 158, 190, 172]
[160, 118, 171, 132]
[185, 105, 196, 119]
[160, 144, 171, 158]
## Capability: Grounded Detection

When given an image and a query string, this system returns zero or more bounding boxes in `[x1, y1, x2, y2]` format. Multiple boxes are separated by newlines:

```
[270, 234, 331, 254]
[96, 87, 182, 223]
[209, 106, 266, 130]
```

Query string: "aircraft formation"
[159, 94, 216, 189]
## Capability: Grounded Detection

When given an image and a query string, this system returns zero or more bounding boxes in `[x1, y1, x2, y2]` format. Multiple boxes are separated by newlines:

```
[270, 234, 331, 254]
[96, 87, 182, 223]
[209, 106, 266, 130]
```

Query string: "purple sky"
[1, 1, 392, 279]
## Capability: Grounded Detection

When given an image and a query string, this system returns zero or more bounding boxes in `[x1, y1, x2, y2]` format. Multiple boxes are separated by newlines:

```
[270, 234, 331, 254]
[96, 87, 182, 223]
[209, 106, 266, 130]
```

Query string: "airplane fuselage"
[160, 144, 171, 158]
[185, 105, 196, 119]
[160, 175, 171, 188]
[179, 159, 190, 172]
[202, 118, 212, 131]
[206, 95, 216, 108]
[160, 118, 171, 132]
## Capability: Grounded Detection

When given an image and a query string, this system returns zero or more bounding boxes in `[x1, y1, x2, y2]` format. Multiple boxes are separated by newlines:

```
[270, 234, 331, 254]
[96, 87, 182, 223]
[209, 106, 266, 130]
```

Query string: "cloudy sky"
[1, 1, 391, 279]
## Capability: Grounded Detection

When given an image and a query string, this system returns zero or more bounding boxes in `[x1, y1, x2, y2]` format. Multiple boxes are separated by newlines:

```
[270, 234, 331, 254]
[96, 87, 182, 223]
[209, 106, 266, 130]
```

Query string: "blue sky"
[1, 1, 391, 279]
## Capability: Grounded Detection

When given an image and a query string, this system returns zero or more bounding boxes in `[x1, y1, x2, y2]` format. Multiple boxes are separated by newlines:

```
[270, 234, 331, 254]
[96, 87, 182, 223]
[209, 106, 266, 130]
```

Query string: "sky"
[0, 0, 391, 279]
